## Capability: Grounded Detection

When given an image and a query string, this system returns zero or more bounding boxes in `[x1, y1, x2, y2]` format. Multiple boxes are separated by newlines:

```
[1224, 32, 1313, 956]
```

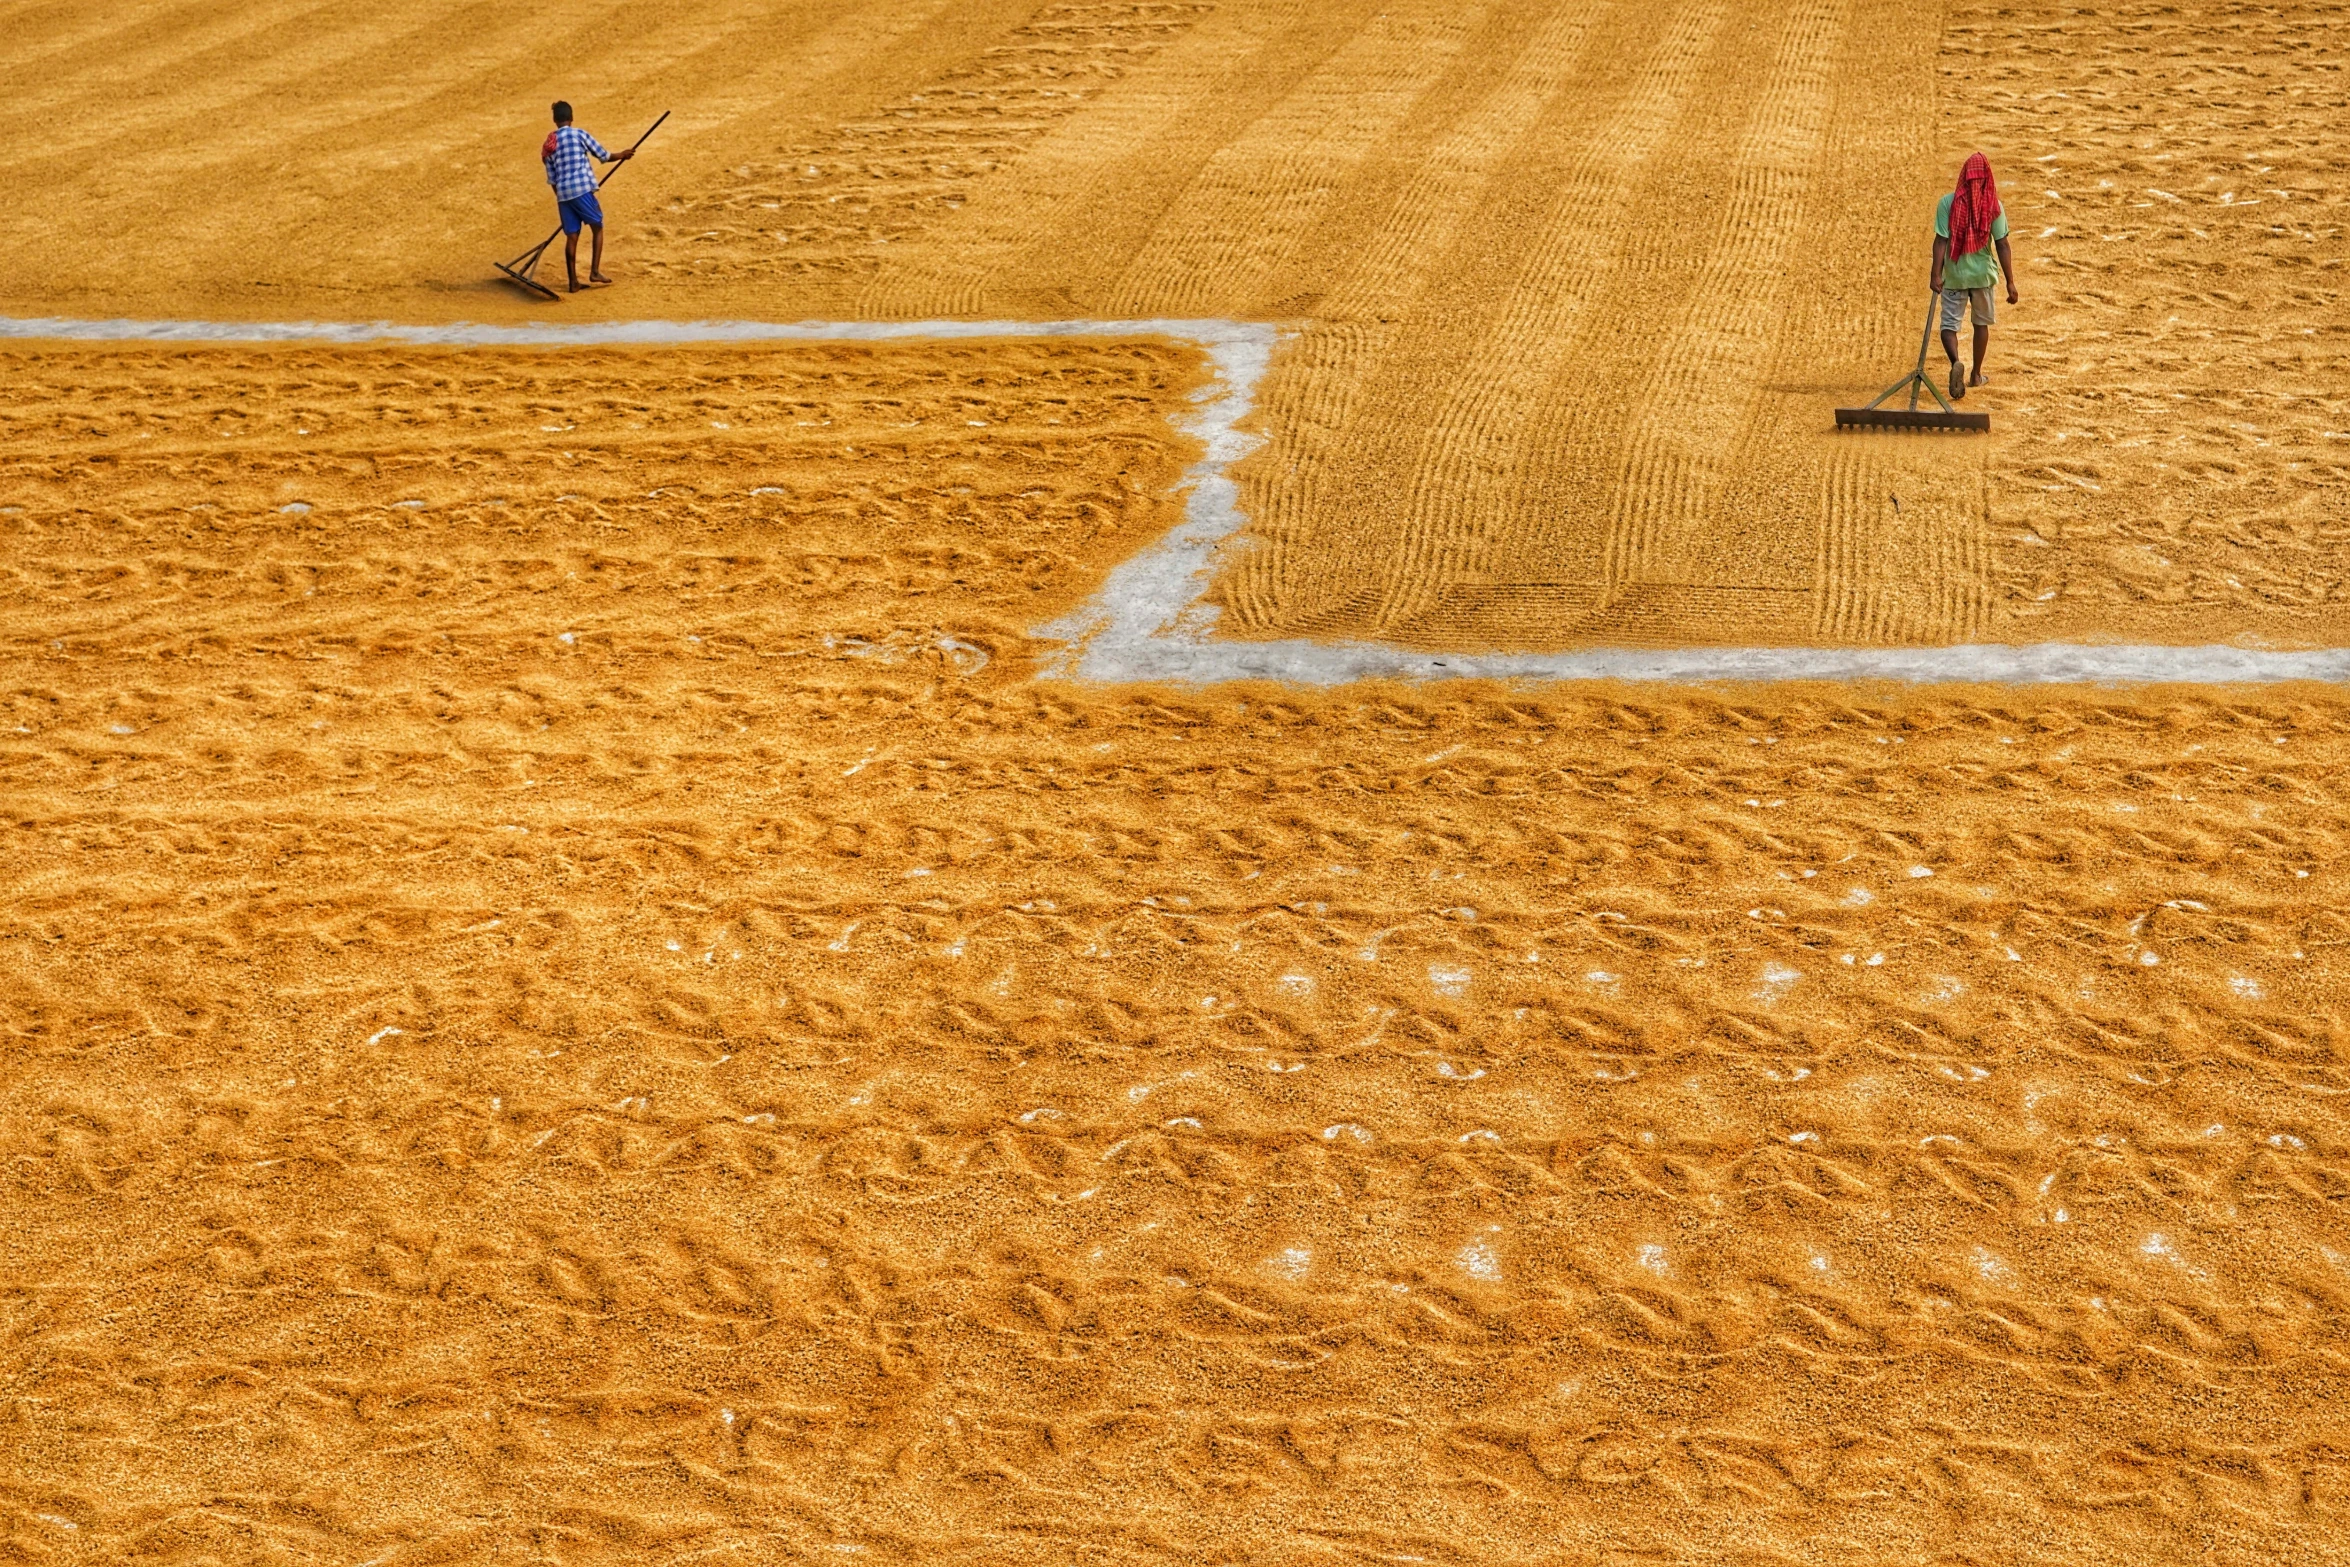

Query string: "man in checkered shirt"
[542, 101, 633, 291]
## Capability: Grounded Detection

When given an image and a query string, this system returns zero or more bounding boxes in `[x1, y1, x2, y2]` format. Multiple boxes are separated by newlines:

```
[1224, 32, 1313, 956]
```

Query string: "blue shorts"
[557, 192, 604, 235]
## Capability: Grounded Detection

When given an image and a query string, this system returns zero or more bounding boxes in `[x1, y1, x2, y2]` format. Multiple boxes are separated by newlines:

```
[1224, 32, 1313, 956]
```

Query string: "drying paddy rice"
[1, 2, 2345, 1563]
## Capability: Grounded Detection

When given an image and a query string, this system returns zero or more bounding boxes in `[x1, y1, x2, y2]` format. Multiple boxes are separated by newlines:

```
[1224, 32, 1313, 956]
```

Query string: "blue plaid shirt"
[543, 125, 612, 202]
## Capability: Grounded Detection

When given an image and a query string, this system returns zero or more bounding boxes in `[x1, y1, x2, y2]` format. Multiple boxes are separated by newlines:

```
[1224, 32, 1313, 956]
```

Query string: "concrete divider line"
[5, 315, 2332, 686]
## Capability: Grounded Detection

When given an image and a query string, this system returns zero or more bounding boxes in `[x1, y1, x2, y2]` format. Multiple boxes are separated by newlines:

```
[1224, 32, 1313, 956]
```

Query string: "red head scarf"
[1949, 152, 2001, 259]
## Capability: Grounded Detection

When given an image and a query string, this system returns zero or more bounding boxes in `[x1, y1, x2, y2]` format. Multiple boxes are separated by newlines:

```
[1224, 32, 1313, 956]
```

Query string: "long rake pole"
[1857, 290, 1957, 416]
[496, 110, 672, 299]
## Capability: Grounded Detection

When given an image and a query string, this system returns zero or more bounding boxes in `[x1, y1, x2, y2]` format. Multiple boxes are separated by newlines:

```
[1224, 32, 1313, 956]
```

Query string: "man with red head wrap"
[1931, 152, 2018, 401]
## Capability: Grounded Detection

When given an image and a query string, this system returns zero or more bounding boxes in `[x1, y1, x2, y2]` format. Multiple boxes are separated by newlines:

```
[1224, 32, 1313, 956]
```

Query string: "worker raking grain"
[492, 106, 667, 301]
[541, 101, 635, 292]
[1931, 151, 2019, 401]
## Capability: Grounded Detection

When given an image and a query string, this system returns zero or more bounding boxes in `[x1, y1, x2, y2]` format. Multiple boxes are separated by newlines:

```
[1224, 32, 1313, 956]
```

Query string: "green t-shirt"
[1936, 192, 2009, 291]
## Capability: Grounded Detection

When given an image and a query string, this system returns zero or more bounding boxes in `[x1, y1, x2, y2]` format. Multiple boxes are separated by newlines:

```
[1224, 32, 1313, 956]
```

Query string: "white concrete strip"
[6, 314, 2331, 686]
[1062, 637, 2350, 685]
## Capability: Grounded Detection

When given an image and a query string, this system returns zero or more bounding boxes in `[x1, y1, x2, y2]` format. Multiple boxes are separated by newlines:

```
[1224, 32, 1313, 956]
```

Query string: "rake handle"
[594, 110, 670, 192]
[1907, 289, 1937, 410]
[1854, 290, 1957, 415]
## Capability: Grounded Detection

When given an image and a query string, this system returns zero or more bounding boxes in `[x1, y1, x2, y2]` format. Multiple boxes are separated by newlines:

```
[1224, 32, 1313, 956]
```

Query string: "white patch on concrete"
[1266, 1245, 1312, 1280]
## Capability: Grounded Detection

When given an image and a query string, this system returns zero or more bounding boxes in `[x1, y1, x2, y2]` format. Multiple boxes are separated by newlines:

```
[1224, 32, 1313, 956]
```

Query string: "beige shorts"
[1940, 286, 1995, 330]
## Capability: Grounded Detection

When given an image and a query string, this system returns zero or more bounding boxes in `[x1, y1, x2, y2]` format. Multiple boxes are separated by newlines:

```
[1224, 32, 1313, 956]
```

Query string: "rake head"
[1835, 405, 1990, 431]
[494, 229, 563, 302]
[494, 260, 561, 301]
[1839, 297, 1994, 433]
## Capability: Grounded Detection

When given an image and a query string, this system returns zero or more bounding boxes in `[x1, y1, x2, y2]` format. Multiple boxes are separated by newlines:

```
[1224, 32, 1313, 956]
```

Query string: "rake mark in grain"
[1108, 8, 1481, 317]
[1217, 2, 1605, 634]
[1576, 0, 1851, 645]
[1363, 1, 1734, 635]
[648, 3, 1216, 286]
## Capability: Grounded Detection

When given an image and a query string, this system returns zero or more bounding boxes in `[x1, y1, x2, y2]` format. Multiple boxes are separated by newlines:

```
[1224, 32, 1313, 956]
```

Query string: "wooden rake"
[495, 110, 670, 301]
[1834, 289, 1990, 431]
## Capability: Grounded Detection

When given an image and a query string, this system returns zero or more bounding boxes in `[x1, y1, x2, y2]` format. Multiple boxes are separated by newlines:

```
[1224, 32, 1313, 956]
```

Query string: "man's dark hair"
[552, 101, 573, 124]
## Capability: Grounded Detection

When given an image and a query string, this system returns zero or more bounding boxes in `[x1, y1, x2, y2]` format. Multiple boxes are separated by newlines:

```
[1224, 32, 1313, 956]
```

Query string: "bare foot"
[1969, 369, 1990, 387]
[567, 280, 585, 293]
[1948, 360, 1966, 402]
[587, 274, 614, 287]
